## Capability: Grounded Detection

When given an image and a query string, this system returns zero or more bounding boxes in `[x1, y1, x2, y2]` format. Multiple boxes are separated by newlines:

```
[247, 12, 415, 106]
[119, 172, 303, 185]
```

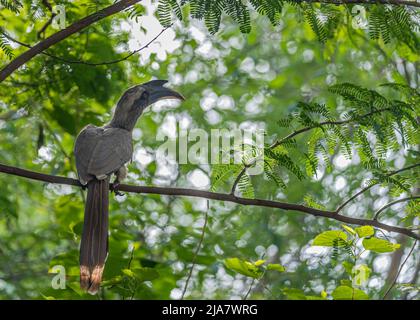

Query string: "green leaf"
[312, 230, 348, 247]
[332, 286, 369, 300]
[355, 226, 374, 238]
[237, 173, 255, 199]
[224, 258, 263, 279]
[340, 279, 353, 287]
[282, 288, 324, 300]
[353, 264, 371, 286]
[342, 261, 354, 276]
[122, 267, 159, 282]
[254, 259, 266, 266]
[266, 263, 286, 272]
[282, 288, 307, 300]
[362, 237, 400, 253]
[122, 269, 135, 278]
[101, 275, 123, 287]
[305, 295, 326, 300]
[341, 224, 356, 235]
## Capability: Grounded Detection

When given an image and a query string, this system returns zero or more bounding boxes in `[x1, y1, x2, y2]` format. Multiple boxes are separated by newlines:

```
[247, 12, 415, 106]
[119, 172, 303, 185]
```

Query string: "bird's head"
[111, 80, 184, 130]
[118, 80, 184, 111]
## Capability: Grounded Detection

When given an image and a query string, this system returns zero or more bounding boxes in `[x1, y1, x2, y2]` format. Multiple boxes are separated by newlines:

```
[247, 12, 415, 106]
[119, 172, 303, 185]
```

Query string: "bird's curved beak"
[143, 80, 185, 105]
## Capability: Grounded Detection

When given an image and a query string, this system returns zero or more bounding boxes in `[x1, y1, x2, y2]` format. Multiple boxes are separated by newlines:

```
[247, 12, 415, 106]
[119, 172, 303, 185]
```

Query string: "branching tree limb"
[269, 107, 393, 149]
[0, 0, 142, 82]
[231, 107, 403, 195]
[37, 0, 56, 39]
[1, 27, 169, 67]
[0, 162, 418, 240]
[374, 196, 420, 221]
[336, 163, 420, 213]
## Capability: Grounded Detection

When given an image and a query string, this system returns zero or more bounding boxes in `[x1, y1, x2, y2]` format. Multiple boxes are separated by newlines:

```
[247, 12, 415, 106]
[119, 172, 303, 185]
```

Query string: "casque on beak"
[142, 79, 185, 105]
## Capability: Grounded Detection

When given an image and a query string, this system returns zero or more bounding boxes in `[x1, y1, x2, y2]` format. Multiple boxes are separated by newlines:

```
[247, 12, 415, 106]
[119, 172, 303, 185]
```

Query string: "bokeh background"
[0, 0, 418, 299]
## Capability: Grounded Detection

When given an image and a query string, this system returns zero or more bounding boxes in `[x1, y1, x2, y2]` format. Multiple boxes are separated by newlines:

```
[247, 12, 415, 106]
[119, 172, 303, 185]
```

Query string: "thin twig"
[37, 0, 57, 38]
[127, 246, 135, 270]
[374, 196, 420, 221]
[37, 15, 56, 39]
[383, 240, 418, 299]
[270, 107, 393, 149]
[243, 278, 256, 300]
[181, 200, 209, 299]
[1, 27, 169, 67]
[41, 120, 71, 160]
[336, 163, 420, 213]
[231, 166, 248, 195]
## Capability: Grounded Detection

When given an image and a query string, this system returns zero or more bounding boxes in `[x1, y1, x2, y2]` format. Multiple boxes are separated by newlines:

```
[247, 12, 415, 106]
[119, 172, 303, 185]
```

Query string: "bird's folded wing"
[74, 125, 103, 184]
[87, 127, 133, 178]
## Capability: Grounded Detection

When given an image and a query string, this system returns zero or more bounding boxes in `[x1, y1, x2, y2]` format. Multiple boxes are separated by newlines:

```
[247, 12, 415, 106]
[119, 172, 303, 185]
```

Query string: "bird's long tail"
[80, 178, 109, 295]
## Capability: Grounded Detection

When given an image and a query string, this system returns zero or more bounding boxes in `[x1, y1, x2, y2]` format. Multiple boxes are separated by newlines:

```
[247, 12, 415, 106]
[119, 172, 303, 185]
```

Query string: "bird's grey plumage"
[74, 80, 184, 294]
[74, 125, 132, 185]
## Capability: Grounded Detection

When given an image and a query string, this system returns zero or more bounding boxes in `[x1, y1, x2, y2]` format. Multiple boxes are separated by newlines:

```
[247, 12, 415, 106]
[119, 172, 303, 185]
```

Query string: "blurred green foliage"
[0, 0, 418, 300]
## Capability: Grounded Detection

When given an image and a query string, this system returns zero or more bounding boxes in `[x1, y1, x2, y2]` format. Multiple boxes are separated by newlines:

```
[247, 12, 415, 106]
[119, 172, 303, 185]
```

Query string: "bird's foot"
[110, 182, 124, 196]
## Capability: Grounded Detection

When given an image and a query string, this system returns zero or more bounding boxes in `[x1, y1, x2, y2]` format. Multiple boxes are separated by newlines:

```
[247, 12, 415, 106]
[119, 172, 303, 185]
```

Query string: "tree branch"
[336, 163, 420, 213]
[230, 163, 252, 195]
[0, 0, 142, 82]
[0, 162, 418, 240]
[373, 196, 420, 221]
[37, 0, 56, 40]
[383, 240, 418, 299]
[270, 107, 393, 149]
[1, 27, 169, 67]
[181, 200, 209, 300]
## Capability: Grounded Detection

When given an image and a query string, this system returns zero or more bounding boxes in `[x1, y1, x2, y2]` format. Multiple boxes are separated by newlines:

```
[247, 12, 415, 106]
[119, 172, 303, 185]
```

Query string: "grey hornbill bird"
[74, 80, 184, 294]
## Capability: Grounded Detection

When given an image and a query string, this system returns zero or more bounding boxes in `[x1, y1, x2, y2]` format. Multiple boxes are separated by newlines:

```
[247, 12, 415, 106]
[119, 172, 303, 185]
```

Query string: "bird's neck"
[108, 105, 143, 131]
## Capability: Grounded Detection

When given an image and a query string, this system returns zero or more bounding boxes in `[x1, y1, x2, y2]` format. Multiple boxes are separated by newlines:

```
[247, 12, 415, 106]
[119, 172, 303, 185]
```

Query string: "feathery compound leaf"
[277, 115, 294, 128]
[190, 0, 208, 19]
[329, 83, 373, 103]
[264, 159, 287, 189]
[380, 83, 420, 100]
[157, 0, 173, 27]
[237, 173, 255, 199]
[249, 0, 284, 26]
[370, 5, 391, 43]
[0, 33, 14, 60]
[126, 4, 146, 23]
[265, 149, 305, 180]
[0, 0, 22, 13]
[303, 6, 327, 43]
[222, 0, 251, 33]
[211, 163, 242, 192]
[304, 194, 326, 210]
[368, 5, 418, 51]
[205, 4, 222, 34]
[157, 0, 182, 27]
